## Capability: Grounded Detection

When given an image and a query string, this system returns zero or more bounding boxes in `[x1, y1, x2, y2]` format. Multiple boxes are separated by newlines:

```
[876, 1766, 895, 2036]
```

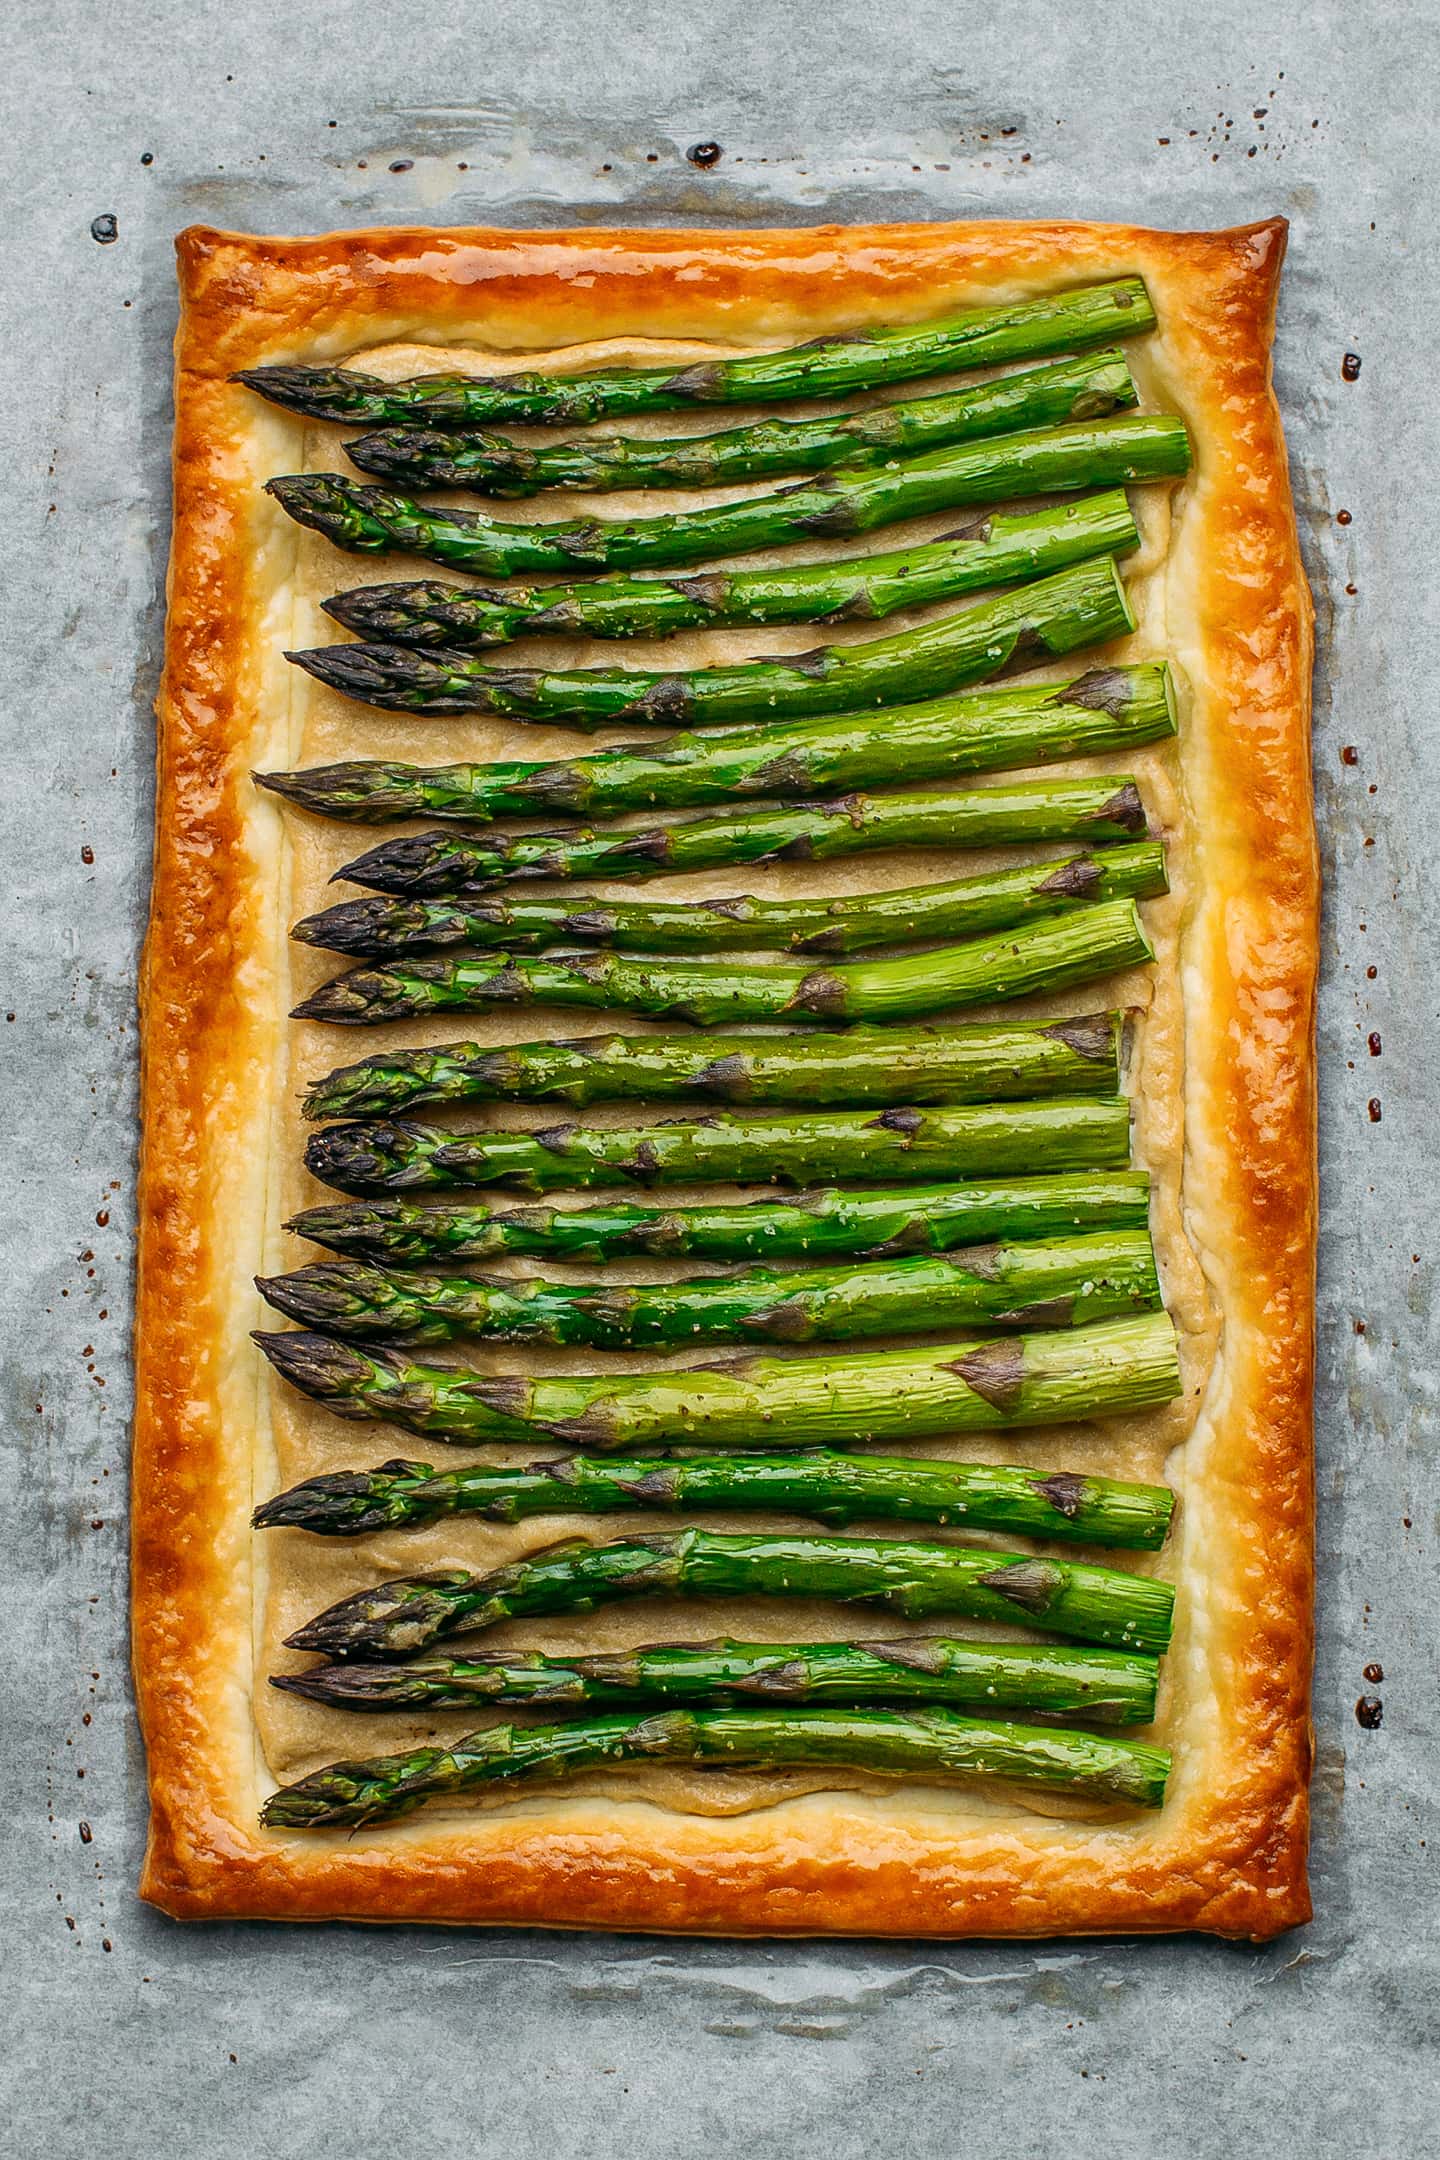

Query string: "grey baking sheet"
[2, 0, 1436, 2152]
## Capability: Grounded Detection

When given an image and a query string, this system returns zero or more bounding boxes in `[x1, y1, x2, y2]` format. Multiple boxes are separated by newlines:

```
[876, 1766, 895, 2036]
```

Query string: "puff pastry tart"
[136, 217, 1316, 1935]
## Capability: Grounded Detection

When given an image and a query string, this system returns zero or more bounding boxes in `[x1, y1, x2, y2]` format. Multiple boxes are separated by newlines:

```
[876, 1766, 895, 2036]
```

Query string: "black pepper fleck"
[687, 141, 723, 168]
[389, 159, 413, 174]
[1341, 352, 1362, 382]
[90, 214, 119, 244]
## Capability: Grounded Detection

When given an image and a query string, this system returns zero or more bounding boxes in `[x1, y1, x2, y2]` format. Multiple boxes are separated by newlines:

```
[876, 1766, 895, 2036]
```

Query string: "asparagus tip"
[292, 973, 378, 1022]
[252, 1479, 342, 1531]
[284, 1200, 389, 1240]
[267, 1670, 335, 1702]
[329, 830, 488, 897]
[254, 768, 307, 803]
[287, 642, 445, 707]
[269, 1658, 423, 1707]
[252, 1328, 381, 1401]
[292, 896, 422, 955]
[235, 366, 338, 402]
[254, 1271, 342, 1328]
[303, 1118, 421, 1188]
[285, 645, 356, 692]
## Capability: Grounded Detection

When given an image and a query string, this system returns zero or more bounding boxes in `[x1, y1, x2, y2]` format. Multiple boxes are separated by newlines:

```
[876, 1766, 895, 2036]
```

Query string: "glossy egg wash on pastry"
[136, 219, 1315, 1936]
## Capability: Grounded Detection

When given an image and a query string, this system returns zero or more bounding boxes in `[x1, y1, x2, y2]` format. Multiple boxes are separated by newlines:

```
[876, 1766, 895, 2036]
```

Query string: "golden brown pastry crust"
[135, 216, 1316, 1935]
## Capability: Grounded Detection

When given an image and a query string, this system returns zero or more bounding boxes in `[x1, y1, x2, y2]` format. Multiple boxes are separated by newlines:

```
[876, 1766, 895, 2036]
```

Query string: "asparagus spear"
[258, 1227, 1160, 1350]
[322, 493, 1139, 649]
[266, 414, 1190, 577]
[261, 1220, 1159, 1349]
[338, 776, 1152, 898]
[261, 1705, 1171, 1828]
[254, 1309, 1181, 1453]
[293, 897, 1154, 1028]
[294, 845, 1166, 962]
[237, 278, 1157, 428]
[289, 556, 1135, 725]
[303, 1097, 1131, 1197]
[256, 1445, 1172, 1544]
[300, 1013, 1124, 1121]
[281, 1524, 1177, 1657]
[288, 1170, 1153, 1268]
[273, 1633, 1161, 1723]
[344, 350, 1140, 496]
[261, 662, 1175, 828]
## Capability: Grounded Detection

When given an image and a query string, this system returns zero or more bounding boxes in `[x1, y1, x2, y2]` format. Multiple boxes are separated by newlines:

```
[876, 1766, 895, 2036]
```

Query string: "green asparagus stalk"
[266, 1223, 1158, 1350]
[293, 897, 1154, 1028]
[287, 1170, 1152, 1268]
[337, 775, 1152, 899]
[300, 1012, 1124, 1121]
[289, 556, 1135, 725]
[281, 1524, 1177, 1658]
[294, 845, 1166, 963]
[272, 1632, 1161, 1723]
[325, 494, 1139, 650]
[237, 278, 1157, 428]
[261, 1704, 1171, 1828]
[266, 414, 1190, 577]
[261, 663, 1175, 829]
[257, 1225, 1160, 1349]
[255, 1446, 1173, 1544]
[343, 350, 1140, 497]
[254, 1309, 1181, 1454]
[303, 1097, 1132, 1197]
